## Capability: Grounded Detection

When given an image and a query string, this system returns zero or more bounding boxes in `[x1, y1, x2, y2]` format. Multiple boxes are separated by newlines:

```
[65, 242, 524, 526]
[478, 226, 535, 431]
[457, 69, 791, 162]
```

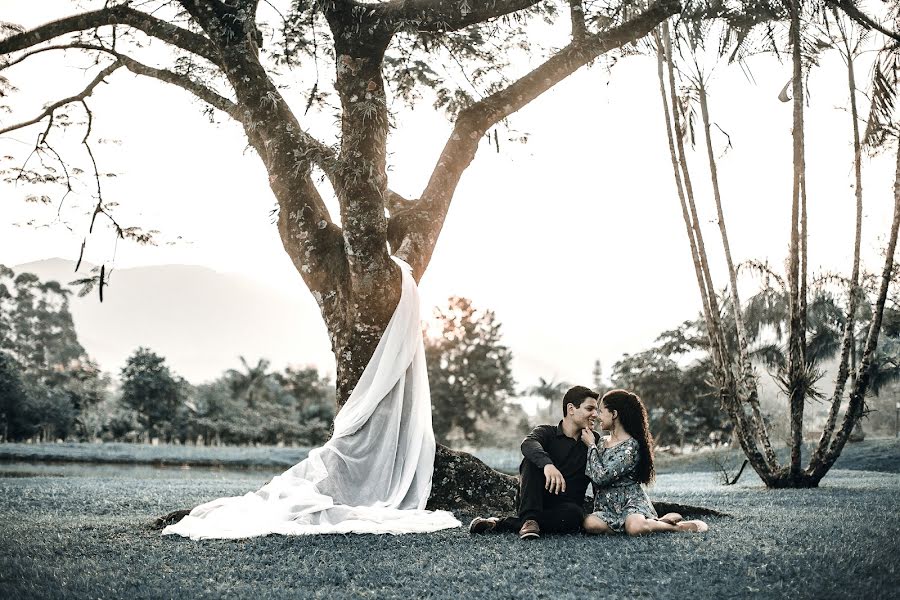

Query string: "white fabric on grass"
[162, 258, 460, 539]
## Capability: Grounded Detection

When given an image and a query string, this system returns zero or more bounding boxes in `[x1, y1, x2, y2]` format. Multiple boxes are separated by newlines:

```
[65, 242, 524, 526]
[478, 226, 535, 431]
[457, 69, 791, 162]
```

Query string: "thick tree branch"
[0, 5, 222, 66]
[383, 0, 545, 33]
[570, 0, 587, 40]
[177, 0, 257, 49]
[390, 0, 682, 279]
[826, 0, 900, 44]
[172, 4, 344, 299]
[0, 61, 120, 136]
[385, 190, 415, 217]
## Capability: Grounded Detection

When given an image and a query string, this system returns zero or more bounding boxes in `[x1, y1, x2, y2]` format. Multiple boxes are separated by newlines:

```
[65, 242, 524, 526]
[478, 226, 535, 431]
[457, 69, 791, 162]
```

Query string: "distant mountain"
[12, 258, 335, 384]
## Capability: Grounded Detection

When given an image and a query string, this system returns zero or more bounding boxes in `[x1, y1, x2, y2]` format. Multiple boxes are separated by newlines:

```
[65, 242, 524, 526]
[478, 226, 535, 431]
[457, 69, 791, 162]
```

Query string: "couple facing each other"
[470, 386, 709, 539]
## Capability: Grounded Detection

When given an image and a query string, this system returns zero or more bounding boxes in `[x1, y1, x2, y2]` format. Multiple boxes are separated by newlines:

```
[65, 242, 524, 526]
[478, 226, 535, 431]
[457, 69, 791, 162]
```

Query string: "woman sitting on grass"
[580, 389, 708, 536]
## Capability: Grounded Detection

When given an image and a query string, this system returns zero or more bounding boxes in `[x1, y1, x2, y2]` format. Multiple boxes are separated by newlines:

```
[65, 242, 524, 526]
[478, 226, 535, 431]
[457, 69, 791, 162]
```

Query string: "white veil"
[162, 258, 461, 539]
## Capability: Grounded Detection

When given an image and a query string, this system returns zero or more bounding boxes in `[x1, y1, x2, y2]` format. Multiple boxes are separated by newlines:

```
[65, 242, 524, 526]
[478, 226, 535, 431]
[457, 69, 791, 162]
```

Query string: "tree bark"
[427, 446, 518, 514]
[808, 140, 900, 483]
[697, 78, 777, 468]
[656, 24, 772, 484]
[810, 20, 864, 469]
[787, 0, 807, 481]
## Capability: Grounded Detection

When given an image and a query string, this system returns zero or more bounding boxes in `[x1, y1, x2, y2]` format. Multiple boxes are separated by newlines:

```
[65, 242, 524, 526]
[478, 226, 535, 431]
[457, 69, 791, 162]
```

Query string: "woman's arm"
[585, 440, 639, 487]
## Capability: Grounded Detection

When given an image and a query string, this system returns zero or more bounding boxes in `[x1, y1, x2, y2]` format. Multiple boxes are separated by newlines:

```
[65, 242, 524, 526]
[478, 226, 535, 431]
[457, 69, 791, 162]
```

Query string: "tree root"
[150, 509, 191, 530]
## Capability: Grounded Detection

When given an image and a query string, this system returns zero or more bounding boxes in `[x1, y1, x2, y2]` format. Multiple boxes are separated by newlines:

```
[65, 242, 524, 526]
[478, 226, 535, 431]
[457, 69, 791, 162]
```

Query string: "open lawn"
[1, 443, 898, 599]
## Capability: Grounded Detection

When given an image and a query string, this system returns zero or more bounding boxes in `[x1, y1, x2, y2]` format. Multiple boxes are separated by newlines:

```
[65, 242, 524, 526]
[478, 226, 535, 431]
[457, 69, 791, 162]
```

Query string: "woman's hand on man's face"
[580, 427, 595, 447]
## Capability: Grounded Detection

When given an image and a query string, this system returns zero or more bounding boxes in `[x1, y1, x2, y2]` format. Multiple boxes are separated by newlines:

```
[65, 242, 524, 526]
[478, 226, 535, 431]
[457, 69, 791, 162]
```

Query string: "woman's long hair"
[601, 389, 655, 484]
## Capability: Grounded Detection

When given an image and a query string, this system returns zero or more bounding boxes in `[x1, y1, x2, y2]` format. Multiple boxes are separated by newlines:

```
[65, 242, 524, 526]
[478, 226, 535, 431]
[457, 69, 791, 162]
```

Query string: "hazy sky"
[1, 1, 896, 395]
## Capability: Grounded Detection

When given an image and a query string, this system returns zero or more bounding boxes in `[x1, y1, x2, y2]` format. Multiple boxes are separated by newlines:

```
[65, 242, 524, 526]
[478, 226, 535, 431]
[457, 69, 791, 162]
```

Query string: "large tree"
[0, 0, 681, 408]
[0, 0, 688, 510]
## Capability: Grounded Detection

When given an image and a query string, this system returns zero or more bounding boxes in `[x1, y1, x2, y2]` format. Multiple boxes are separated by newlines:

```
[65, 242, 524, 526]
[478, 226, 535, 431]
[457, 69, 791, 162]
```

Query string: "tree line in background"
[0, 265, 336, 445]
[0, 266, 531, 447]
[2, 265, 897, 449]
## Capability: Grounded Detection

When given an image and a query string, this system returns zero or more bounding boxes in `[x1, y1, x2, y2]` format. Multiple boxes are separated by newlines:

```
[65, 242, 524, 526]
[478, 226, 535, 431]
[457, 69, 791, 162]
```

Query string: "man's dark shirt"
[521, 421, 600, 505]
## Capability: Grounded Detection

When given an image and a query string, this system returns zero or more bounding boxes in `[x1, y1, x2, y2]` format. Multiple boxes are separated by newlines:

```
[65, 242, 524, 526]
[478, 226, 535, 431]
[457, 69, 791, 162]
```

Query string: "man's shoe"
[519, 519, 540, 540]
[469, 517, 499, 534]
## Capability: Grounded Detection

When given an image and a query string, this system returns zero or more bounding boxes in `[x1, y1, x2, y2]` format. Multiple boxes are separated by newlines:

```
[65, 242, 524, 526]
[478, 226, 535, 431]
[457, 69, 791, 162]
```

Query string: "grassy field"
[1, 442, 898, 599]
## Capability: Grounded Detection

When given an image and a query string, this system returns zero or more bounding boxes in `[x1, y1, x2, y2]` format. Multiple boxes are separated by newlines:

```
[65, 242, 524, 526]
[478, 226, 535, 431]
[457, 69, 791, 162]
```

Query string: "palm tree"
[655, 3, 900, 487]
[227, 356, 272, 409]
[653, 18, 774, 480]
[526, 377, 570, 424]
[670, 16, 781, 465]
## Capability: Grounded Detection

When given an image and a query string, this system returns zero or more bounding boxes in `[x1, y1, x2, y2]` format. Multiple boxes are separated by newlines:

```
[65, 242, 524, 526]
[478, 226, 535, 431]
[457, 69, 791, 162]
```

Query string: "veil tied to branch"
[162, 257, 460, 539]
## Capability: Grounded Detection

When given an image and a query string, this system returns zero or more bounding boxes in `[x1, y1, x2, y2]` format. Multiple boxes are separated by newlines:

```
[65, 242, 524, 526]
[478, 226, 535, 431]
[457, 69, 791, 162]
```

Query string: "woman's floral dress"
[585, 437, 658, 533]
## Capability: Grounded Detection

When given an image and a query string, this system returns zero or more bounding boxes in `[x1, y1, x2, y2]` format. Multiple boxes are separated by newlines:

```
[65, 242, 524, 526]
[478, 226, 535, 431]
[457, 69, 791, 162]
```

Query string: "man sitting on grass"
[469, 385, 600, 540]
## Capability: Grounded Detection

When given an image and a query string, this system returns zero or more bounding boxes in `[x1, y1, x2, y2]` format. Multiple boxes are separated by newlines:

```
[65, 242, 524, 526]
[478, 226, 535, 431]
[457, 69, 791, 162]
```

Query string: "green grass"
[1, 453, 898, 599]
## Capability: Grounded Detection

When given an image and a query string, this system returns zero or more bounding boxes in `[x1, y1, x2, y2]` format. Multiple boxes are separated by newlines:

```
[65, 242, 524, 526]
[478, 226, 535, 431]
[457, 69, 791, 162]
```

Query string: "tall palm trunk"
[654, 29, 718, 362]
[662, 23, 729, 369]
[655, 24, 771, 482]
[696, 78, 778, 467]
[787, 0, 807, 480]
[810, 141, 900, 482]
[811, 21, 864, 468]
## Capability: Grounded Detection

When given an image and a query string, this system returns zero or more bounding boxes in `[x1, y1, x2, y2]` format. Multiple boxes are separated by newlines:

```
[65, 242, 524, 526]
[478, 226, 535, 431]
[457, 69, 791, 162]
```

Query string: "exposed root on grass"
[150, 509, 191, 530]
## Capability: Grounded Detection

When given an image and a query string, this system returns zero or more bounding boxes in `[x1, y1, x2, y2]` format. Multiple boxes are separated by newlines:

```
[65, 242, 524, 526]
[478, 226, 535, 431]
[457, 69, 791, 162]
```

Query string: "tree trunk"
[807, 142, 900, 483]
[697, 79, 778, 467]
[427, 446, 518, 514]
[787, 0, 807, 481]
[661, 23, 728, 371]
[810, 27, 864, 468]
[656, 25, 772, 484]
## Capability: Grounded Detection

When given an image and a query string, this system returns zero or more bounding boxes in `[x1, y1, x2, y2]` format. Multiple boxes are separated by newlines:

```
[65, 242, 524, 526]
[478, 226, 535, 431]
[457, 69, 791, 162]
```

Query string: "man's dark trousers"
[495, 459, 584, 534]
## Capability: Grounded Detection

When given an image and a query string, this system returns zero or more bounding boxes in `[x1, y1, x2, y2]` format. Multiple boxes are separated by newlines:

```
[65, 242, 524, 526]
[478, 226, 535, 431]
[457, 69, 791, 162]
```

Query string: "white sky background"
[1, 1, 897, 399]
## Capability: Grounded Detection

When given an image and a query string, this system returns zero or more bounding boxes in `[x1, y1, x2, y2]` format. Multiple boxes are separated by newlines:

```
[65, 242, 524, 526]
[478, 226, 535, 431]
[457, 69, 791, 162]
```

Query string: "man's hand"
[543, 464, 566, 495]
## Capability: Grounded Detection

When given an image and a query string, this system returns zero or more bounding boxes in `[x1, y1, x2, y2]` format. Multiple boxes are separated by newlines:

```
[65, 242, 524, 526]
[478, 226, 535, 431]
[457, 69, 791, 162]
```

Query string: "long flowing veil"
[162, 258, 461, 539]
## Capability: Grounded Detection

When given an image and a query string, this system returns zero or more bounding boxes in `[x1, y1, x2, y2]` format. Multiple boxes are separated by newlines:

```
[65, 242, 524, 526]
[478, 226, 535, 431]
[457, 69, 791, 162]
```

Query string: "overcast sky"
[1, 1, 896, 395]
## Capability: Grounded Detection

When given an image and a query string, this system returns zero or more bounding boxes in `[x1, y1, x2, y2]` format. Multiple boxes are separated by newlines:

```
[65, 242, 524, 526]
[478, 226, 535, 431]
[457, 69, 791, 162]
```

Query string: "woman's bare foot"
[658, 512, 683, 525]
[676, 519, 708, 533]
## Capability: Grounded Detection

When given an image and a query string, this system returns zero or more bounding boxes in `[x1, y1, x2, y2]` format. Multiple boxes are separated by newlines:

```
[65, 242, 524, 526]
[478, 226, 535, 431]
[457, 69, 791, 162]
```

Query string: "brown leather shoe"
[468, 517, 499, 534]
[519, 519, 540, 540]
